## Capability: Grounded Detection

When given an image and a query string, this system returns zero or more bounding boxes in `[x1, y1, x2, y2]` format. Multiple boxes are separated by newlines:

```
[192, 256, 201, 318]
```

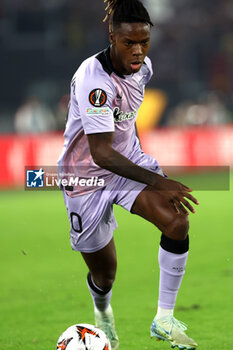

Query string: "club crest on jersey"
[89, 89, 107, 107]
[113, 107, 137, 123]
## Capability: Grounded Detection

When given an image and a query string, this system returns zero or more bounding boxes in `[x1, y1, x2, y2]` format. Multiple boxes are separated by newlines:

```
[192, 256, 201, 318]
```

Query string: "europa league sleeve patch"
[89, 89, 107, 107]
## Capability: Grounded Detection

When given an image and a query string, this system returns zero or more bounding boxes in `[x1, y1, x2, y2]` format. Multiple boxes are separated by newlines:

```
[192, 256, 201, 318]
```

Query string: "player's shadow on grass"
[176, 304, 201, 311]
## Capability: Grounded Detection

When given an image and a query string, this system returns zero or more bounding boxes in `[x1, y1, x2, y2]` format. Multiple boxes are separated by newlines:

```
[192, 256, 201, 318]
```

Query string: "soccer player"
[58, 0, 199, 349]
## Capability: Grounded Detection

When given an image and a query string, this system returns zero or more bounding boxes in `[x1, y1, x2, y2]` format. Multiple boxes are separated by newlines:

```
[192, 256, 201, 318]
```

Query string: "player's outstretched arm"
[87, 132, 199, 214]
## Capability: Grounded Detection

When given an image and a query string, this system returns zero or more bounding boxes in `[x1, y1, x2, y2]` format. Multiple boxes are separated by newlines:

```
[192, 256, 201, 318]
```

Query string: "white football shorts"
[62, 152, 163, 253]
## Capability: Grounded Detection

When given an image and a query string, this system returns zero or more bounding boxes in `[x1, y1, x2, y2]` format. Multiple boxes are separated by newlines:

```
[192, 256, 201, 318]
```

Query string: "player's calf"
[93, 273, 115, 292]
[87, 272, 113, 312]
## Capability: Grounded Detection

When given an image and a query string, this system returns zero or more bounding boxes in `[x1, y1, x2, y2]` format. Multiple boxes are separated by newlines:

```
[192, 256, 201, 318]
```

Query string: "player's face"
[109, 22, 151, 75]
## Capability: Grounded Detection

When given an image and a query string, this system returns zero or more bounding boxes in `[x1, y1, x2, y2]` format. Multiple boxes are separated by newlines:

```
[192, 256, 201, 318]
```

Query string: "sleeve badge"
[89, 89, 107, 107]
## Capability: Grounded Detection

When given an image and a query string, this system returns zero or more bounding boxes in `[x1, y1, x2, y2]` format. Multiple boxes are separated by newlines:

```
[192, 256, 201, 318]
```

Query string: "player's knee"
[165, 214, 189, 240]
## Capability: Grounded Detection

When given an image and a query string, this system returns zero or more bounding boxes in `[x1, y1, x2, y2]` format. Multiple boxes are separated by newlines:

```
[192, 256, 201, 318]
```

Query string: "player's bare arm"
[87, 132, 199, 214]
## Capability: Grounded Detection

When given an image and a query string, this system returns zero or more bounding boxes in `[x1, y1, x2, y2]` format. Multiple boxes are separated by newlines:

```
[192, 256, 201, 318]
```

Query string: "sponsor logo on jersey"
[89, 89, 107, 107]
[86, 107, 110, 116]
[116, 92, 123, 101]
[113, 107, 137, 123]
[26, 168, 44, 187]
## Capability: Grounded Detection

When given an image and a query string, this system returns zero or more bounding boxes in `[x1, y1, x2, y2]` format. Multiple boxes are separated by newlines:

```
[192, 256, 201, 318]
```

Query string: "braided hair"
[103, 0, 153, 31]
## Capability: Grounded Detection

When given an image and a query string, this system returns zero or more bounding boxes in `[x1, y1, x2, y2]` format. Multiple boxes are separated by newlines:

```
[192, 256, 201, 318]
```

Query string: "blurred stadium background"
[1, 2, 233, 349]
[0, 0, 233, 188]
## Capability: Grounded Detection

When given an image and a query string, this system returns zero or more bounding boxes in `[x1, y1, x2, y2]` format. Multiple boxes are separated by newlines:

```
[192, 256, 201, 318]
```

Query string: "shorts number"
[70, 212, 83, 233]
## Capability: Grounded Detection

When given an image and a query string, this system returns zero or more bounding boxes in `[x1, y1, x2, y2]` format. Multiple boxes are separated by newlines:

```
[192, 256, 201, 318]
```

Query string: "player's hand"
[153, 176, 199, 215]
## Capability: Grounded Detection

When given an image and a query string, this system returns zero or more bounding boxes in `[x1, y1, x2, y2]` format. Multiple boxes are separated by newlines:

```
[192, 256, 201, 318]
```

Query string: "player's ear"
[109, 32, 116, 45]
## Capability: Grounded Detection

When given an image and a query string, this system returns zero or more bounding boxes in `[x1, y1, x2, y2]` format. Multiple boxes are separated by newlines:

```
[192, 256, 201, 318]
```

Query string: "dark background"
[0, 0, 232, 132]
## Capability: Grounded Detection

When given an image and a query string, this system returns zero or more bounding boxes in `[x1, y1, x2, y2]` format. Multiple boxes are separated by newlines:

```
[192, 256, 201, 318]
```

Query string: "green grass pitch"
[0, 173, 233, 349]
